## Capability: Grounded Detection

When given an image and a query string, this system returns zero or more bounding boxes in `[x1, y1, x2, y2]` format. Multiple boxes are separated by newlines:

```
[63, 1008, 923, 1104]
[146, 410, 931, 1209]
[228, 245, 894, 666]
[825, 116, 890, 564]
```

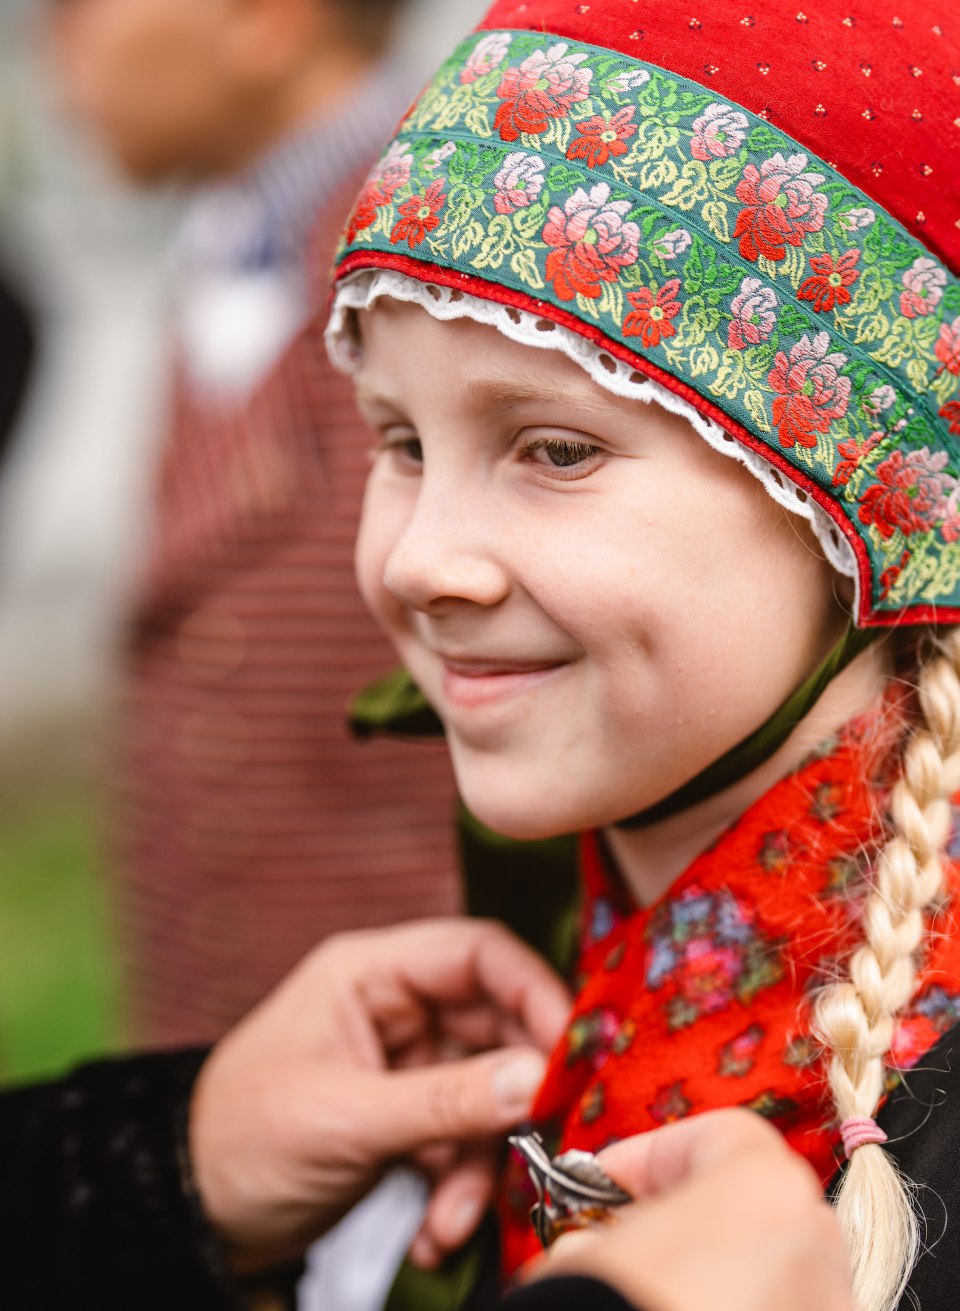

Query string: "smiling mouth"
[440, 657, 570, 708]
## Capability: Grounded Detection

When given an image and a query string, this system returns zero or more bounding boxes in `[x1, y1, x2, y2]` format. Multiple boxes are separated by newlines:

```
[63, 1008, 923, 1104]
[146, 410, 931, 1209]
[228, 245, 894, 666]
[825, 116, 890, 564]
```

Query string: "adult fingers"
[355, 920, 571, 1052]
[413, 1145, 498, 1267]
[596, 1109, 798, 1200]
[354, 1045, 548, 1163]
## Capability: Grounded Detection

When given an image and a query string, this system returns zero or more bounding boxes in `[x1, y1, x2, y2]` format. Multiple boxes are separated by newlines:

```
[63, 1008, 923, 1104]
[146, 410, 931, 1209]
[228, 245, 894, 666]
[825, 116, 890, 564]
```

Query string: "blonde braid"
[814, 628, 960, 1311]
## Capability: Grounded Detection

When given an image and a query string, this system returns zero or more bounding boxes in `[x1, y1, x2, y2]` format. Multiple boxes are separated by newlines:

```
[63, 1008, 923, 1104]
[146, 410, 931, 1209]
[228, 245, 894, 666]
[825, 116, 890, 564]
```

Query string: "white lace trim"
[326, 269, 859, 598]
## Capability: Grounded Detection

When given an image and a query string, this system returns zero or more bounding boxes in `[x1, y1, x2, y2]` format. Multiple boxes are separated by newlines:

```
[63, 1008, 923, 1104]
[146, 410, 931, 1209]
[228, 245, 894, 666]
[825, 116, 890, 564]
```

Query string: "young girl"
[324, 1, 960, 1308]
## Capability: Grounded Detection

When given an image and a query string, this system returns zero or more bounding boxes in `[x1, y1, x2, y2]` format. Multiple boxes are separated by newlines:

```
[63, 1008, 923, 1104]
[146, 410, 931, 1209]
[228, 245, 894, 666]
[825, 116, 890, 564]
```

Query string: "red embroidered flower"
[879, 549, 910, 599]
[857, 447, 951, 540]
[941, 401, 960, 435]
[832, 431, 882, 487]
[345, 142, 413, 243]
[389, 181, 446, 249]
[494, 42, 592, 143]
[566, 106, 637, 169]
[543, 182, 640, 301]
[623, 279, 683, 348]
[768, 332, 851, 449]
[733, 152, 828, 263]
[797, 249, 861, 313]
[936, 318, 960, 376]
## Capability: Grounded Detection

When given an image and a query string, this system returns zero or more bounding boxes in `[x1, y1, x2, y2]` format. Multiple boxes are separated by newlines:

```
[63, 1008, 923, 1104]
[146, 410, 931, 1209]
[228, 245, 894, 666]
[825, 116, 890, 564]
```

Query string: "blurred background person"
[34, 0, 491, 1053]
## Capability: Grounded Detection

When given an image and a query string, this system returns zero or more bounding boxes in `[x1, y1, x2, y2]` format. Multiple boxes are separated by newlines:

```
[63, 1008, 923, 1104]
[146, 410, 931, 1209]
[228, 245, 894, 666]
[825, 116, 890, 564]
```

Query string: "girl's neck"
[604, 640, 893, 909]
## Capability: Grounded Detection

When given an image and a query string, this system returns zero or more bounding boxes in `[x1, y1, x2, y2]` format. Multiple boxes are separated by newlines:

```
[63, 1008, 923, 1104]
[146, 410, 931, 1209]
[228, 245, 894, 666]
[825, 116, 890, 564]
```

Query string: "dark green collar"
[614, 621, 880, 828]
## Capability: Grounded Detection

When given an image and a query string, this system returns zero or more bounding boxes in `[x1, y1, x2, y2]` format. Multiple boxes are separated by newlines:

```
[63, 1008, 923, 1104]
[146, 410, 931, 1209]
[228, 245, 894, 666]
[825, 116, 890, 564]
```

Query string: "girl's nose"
[383, 485, 511, 613]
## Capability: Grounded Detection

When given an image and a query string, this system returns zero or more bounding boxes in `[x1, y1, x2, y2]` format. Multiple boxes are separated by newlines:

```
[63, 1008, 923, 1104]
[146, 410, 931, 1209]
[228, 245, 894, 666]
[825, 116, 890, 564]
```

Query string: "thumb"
[360, 1046, 548, 1159]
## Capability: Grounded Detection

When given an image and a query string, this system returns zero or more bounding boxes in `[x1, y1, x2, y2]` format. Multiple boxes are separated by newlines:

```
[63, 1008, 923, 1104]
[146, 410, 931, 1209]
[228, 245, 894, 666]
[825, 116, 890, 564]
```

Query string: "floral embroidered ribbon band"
[332, 29, 960, 627]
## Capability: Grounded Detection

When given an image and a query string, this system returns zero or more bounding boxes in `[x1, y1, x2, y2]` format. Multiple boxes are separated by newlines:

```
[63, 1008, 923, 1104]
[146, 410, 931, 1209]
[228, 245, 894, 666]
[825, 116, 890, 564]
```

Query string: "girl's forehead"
[355, 297, 618, 408]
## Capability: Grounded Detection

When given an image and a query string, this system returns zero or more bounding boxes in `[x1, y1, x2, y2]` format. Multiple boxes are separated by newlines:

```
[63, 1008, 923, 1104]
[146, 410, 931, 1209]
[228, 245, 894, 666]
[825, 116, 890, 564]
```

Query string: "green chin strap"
[348, 621, 881, 828]
[613, 620, 881, 828]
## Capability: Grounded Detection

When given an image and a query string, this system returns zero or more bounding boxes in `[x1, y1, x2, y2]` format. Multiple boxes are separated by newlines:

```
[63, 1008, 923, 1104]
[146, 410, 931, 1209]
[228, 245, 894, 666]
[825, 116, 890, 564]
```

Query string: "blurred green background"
[0, 769, 123, 1084]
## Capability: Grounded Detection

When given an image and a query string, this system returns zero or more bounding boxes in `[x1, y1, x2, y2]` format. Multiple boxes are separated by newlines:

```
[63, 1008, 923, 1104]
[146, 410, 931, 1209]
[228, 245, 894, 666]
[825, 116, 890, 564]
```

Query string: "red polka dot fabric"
[480, 0, 960, 272]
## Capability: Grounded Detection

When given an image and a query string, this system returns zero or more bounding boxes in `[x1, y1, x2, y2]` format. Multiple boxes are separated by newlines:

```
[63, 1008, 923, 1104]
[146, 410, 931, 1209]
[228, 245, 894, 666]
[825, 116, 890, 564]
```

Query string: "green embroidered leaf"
[709, 358, 746, 399]
[747, 125, 785, 153]
[633, 120, 681, 165]
[510, 247, 545, 291]
[873, 319, 915, 369]
[639, 158, 679, 190]
[701, 200, 731, 244]
[513, 201, 548, 241]
[577, 293, 602, 321]
[906, 357, 931, 393]
[854, 311, 891, 345]
[472, 216, 513, 269]
[932, 368, 959, 406]
[464, 103, 492, 138]
[707, 157, 742, 194]
[744, 389, 772, 433]
[547, 163, 588, 191]
[689, 344, 720, 377]
[660, 160, 710, 211]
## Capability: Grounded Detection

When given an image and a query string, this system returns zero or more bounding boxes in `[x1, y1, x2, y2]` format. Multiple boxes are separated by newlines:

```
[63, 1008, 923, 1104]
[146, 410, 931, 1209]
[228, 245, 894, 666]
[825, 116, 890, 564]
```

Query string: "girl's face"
[354, 299, 847, 841]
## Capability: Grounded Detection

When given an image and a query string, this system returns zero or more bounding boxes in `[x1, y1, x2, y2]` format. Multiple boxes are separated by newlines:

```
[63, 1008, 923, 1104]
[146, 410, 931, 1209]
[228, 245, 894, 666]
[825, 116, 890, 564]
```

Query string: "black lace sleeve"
[0, 1049, 297, 1310]
[500, 1275, 639, 1310]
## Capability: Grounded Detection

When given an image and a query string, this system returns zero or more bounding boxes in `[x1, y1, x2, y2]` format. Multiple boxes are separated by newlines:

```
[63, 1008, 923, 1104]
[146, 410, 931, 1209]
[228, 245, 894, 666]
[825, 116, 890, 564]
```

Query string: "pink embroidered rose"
[941, 486, 960, 542]
[734, 152, 828, 263]
[838, 206, 875, 232]
[345, 142, 413, 243]
[900, 256, 948, 319]
[494, 42, 593, 143]
[566, 106, 638, 169]
[423, 141, 457, 171]
[375, 141, 414, 199]
[727, 276, 779, 350]
[653, 228, 692, 260]
[936, 319, 960, 376]
[864, 383, 896, 417]
[460, 32, 512, 84]
[690, 103, 750, 161]
[608, 67, 651, 94]
[493, 151, 546, 214]
[543, 182, 640, 301]
[858, 447, 953, 540]
[768, 331, 851, 448]
[623, 279, 683, 348]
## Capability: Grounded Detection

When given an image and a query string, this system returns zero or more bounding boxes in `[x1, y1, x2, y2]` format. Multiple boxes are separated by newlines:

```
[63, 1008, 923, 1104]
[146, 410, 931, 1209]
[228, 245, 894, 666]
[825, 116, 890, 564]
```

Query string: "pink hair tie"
[840, 1117, 889, 1159]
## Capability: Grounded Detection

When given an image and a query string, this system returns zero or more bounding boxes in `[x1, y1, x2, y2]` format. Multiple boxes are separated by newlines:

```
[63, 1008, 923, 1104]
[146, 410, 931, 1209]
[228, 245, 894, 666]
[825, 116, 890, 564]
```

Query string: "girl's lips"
[440, 658, 569, 708]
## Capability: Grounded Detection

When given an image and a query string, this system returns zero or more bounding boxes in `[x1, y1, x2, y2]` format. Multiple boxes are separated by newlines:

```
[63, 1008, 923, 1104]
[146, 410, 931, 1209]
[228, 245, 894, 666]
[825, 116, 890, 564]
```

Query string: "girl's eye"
[521, 436, 604, 480]
[377, 430, 423, 470]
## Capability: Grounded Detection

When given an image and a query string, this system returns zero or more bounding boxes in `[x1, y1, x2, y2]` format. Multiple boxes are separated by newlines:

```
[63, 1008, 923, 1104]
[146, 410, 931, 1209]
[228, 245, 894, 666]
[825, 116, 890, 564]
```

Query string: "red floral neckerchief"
[501, 694, 960, 1276]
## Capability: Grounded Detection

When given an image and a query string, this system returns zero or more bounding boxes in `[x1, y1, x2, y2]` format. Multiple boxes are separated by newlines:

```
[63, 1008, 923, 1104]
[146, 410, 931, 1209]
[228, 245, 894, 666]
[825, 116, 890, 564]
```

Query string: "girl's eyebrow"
[461, 376, 600, 413]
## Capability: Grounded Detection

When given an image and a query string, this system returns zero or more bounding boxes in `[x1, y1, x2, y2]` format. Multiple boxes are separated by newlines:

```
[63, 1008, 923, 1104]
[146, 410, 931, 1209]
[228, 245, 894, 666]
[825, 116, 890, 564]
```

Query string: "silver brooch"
[509, 1132, 632, 1249]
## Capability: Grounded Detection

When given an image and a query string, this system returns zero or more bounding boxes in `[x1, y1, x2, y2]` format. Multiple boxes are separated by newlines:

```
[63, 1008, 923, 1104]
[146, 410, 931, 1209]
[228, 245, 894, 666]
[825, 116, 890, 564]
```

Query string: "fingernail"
[492, 1051, 547, 1116]
[451, 1194, 484, 1242]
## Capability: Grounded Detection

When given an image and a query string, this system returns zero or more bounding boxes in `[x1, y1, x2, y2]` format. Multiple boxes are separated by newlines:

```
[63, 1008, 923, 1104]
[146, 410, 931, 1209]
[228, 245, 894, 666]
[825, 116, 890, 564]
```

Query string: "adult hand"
[537, 1109, 853, 1311]
[190, 919, 569, 1275]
